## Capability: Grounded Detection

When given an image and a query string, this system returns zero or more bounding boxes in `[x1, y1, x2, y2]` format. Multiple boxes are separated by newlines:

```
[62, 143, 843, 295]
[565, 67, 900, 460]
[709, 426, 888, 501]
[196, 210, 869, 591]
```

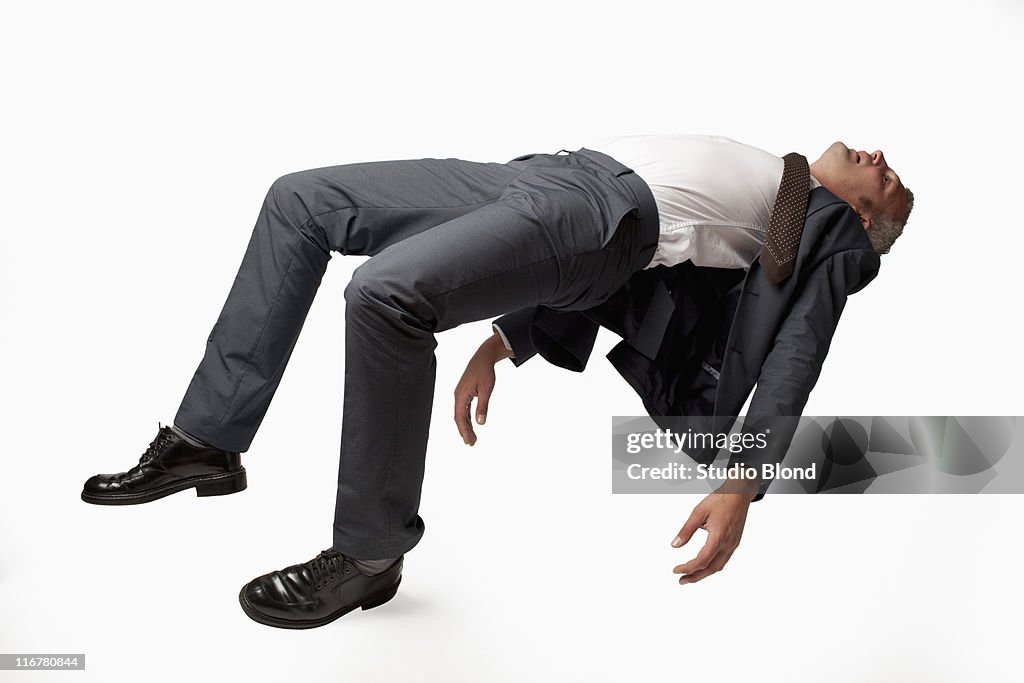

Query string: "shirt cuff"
[492, 323, 514, 355]
[491, 308, 538, 366]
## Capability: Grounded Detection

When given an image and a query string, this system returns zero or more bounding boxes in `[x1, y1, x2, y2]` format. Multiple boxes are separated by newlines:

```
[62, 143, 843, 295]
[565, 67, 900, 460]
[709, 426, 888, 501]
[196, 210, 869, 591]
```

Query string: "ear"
[858, 211, 871, 231]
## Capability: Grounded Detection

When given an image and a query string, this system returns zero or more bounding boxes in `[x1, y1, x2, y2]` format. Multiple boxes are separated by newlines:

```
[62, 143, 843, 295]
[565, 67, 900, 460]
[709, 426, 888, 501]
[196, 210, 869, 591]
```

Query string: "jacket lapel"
[712, 184, 841, 417]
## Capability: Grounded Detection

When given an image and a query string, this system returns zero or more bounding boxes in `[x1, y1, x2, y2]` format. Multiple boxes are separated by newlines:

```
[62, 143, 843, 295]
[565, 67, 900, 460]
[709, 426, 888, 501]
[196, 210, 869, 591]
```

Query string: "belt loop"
[556, 148, 571, 155]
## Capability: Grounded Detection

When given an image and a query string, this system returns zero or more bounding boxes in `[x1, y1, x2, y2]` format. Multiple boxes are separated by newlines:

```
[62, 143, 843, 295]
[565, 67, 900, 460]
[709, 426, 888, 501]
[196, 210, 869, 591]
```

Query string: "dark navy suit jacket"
[492, 185, 882, 500]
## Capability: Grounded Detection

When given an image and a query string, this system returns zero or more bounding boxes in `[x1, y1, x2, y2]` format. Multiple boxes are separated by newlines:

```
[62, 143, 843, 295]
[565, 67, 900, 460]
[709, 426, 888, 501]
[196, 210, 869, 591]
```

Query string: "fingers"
[672, 530, 723, 578]
[676, 548, 732, 585]
[455, 361, 495, 444]
[671, 507, 706, 548]
[672, 533, 739, 585]
[453, 387, 476, 446]
[475, 384, 491, 426]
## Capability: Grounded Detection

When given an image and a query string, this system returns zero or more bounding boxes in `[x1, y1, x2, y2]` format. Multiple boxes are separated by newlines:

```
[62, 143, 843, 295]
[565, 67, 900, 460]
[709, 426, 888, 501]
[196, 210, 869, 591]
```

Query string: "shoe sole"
[237, 577, 402, 630]
[80, 468, 247, 505]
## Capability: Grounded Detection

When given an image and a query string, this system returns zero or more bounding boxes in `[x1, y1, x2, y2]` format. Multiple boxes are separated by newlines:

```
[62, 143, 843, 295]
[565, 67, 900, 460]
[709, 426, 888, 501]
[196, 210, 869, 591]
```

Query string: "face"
[809, 141, 908, 231]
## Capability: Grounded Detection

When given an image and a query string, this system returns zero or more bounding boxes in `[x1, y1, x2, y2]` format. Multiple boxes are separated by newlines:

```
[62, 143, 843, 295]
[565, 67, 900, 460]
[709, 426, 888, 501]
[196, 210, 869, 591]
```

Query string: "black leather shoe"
[81, 423, 246, 505]
[239, 549, 403, 629]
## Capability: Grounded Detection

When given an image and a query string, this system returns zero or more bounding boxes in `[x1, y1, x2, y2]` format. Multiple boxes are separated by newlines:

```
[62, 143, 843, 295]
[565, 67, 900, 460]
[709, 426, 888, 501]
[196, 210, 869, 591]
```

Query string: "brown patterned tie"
[759, 152, 810, 286]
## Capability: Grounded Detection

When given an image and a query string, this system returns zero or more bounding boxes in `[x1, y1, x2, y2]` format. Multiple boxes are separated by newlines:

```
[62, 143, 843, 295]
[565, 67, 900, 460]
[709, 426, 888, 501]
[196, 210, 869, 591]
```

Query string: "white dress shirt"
[590, 133, 821, 270]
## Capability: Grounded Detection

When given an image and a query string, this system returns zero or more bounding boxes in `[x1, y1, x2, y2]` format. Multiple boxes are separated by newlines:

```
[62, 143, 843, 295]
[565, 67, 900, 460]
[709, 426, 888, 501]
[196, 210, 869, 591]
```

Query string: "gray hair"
[865, 185, 915, 254]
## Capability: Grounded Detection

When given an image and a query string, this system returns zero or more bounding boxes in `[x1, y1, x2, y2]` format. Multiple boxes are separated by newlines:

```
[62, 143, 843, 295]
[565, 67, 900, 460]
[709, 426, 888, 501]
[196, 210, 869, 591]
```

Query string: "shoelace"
[124, 423, 178, 476]
[309, 549, 350, 590]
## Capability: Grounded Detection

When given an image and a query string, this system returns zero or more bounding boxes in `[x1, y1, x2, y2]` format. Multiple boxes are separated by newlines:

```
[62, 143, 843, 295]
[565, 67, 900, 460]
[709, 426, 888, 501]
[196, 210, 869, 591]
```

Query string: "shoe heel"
[195, 470, 247, 497]
[361, 578, 401, 611]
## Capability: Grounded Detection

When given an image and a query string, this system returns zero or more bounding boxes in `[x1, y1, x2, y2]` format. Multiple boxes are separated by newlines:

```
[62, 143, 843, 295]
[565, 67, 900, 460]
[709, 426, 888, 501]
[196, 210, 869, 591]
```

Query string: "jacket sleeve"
[729, 247, 881, 501]
[491, 306, 602, 372]
[491, 308, 538, 367]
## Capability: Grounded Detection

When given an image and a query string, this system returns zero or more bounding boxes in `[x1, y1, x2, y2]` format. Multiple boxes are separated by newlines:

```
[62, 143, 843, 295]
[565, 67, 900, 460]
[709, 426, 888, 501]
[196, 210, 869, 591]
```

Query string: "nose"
[871, 150, 887, 167]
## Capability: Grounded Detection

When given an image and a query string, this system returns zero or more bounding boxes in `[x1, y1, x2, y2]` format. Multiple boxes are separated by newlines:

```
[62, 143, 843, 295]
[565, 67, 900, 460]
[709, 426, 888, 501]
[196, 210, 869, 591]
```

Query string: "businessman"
[81, 134, 914, 629]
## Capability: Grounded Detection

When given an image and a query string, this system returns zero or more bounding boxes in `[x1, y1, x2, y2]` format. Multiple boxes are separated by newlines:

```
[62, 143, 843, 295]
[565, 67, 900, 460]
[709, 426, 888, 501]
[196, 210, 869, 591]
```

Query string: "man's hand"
[670, 477, 759, 585]
[454, 332, 513, 446]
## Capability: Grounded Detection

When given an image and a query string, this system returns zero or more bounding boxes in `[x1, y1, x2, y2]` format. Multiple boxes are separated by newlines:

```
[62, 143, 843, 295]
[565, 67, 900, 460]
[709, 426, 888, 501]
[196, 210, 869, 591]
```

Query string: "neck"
[808, 163, 823, 188]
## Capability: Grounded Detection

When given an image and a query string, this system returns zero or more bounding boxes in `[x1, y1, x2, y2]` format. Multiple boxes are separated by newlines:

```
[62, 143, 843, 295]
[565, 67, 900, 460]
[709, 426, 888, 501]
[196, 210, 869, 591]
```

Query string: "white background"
[2, 1, 1021, 681]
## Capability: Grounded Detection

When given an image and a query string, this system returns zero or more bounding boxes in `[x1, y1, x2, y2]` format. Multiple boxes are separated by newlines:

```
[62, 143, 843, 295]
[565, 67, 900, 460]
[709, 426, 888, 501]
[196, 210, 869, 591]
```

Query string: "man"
[81, 134, 914, 628]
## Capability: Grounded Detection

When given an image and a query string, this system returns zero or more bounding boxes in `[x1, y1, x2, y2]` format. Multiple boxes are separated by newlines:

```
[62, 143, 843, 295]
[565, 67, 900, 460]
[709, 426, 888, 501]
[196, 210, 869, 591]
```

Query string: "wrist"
[717, 474, 762, 501]
[487, 332, 514, 361]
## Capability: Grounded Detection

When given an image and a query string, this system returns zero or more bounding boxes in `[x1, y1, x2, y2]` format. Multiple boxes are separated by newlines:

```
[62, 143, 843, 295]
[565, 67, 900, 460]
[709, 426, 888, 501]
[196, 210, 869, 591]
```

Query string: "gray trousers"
[174, 147, 659, 559]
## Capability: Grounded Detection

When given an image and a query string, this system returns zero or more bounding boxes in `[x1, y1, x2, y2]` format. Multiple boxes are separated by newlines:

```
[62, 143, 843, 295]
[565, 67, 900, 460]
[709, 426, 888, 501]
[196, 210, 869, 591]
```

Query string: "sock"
[170, 423, 214, 449]
[351, 557, 401, 576]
